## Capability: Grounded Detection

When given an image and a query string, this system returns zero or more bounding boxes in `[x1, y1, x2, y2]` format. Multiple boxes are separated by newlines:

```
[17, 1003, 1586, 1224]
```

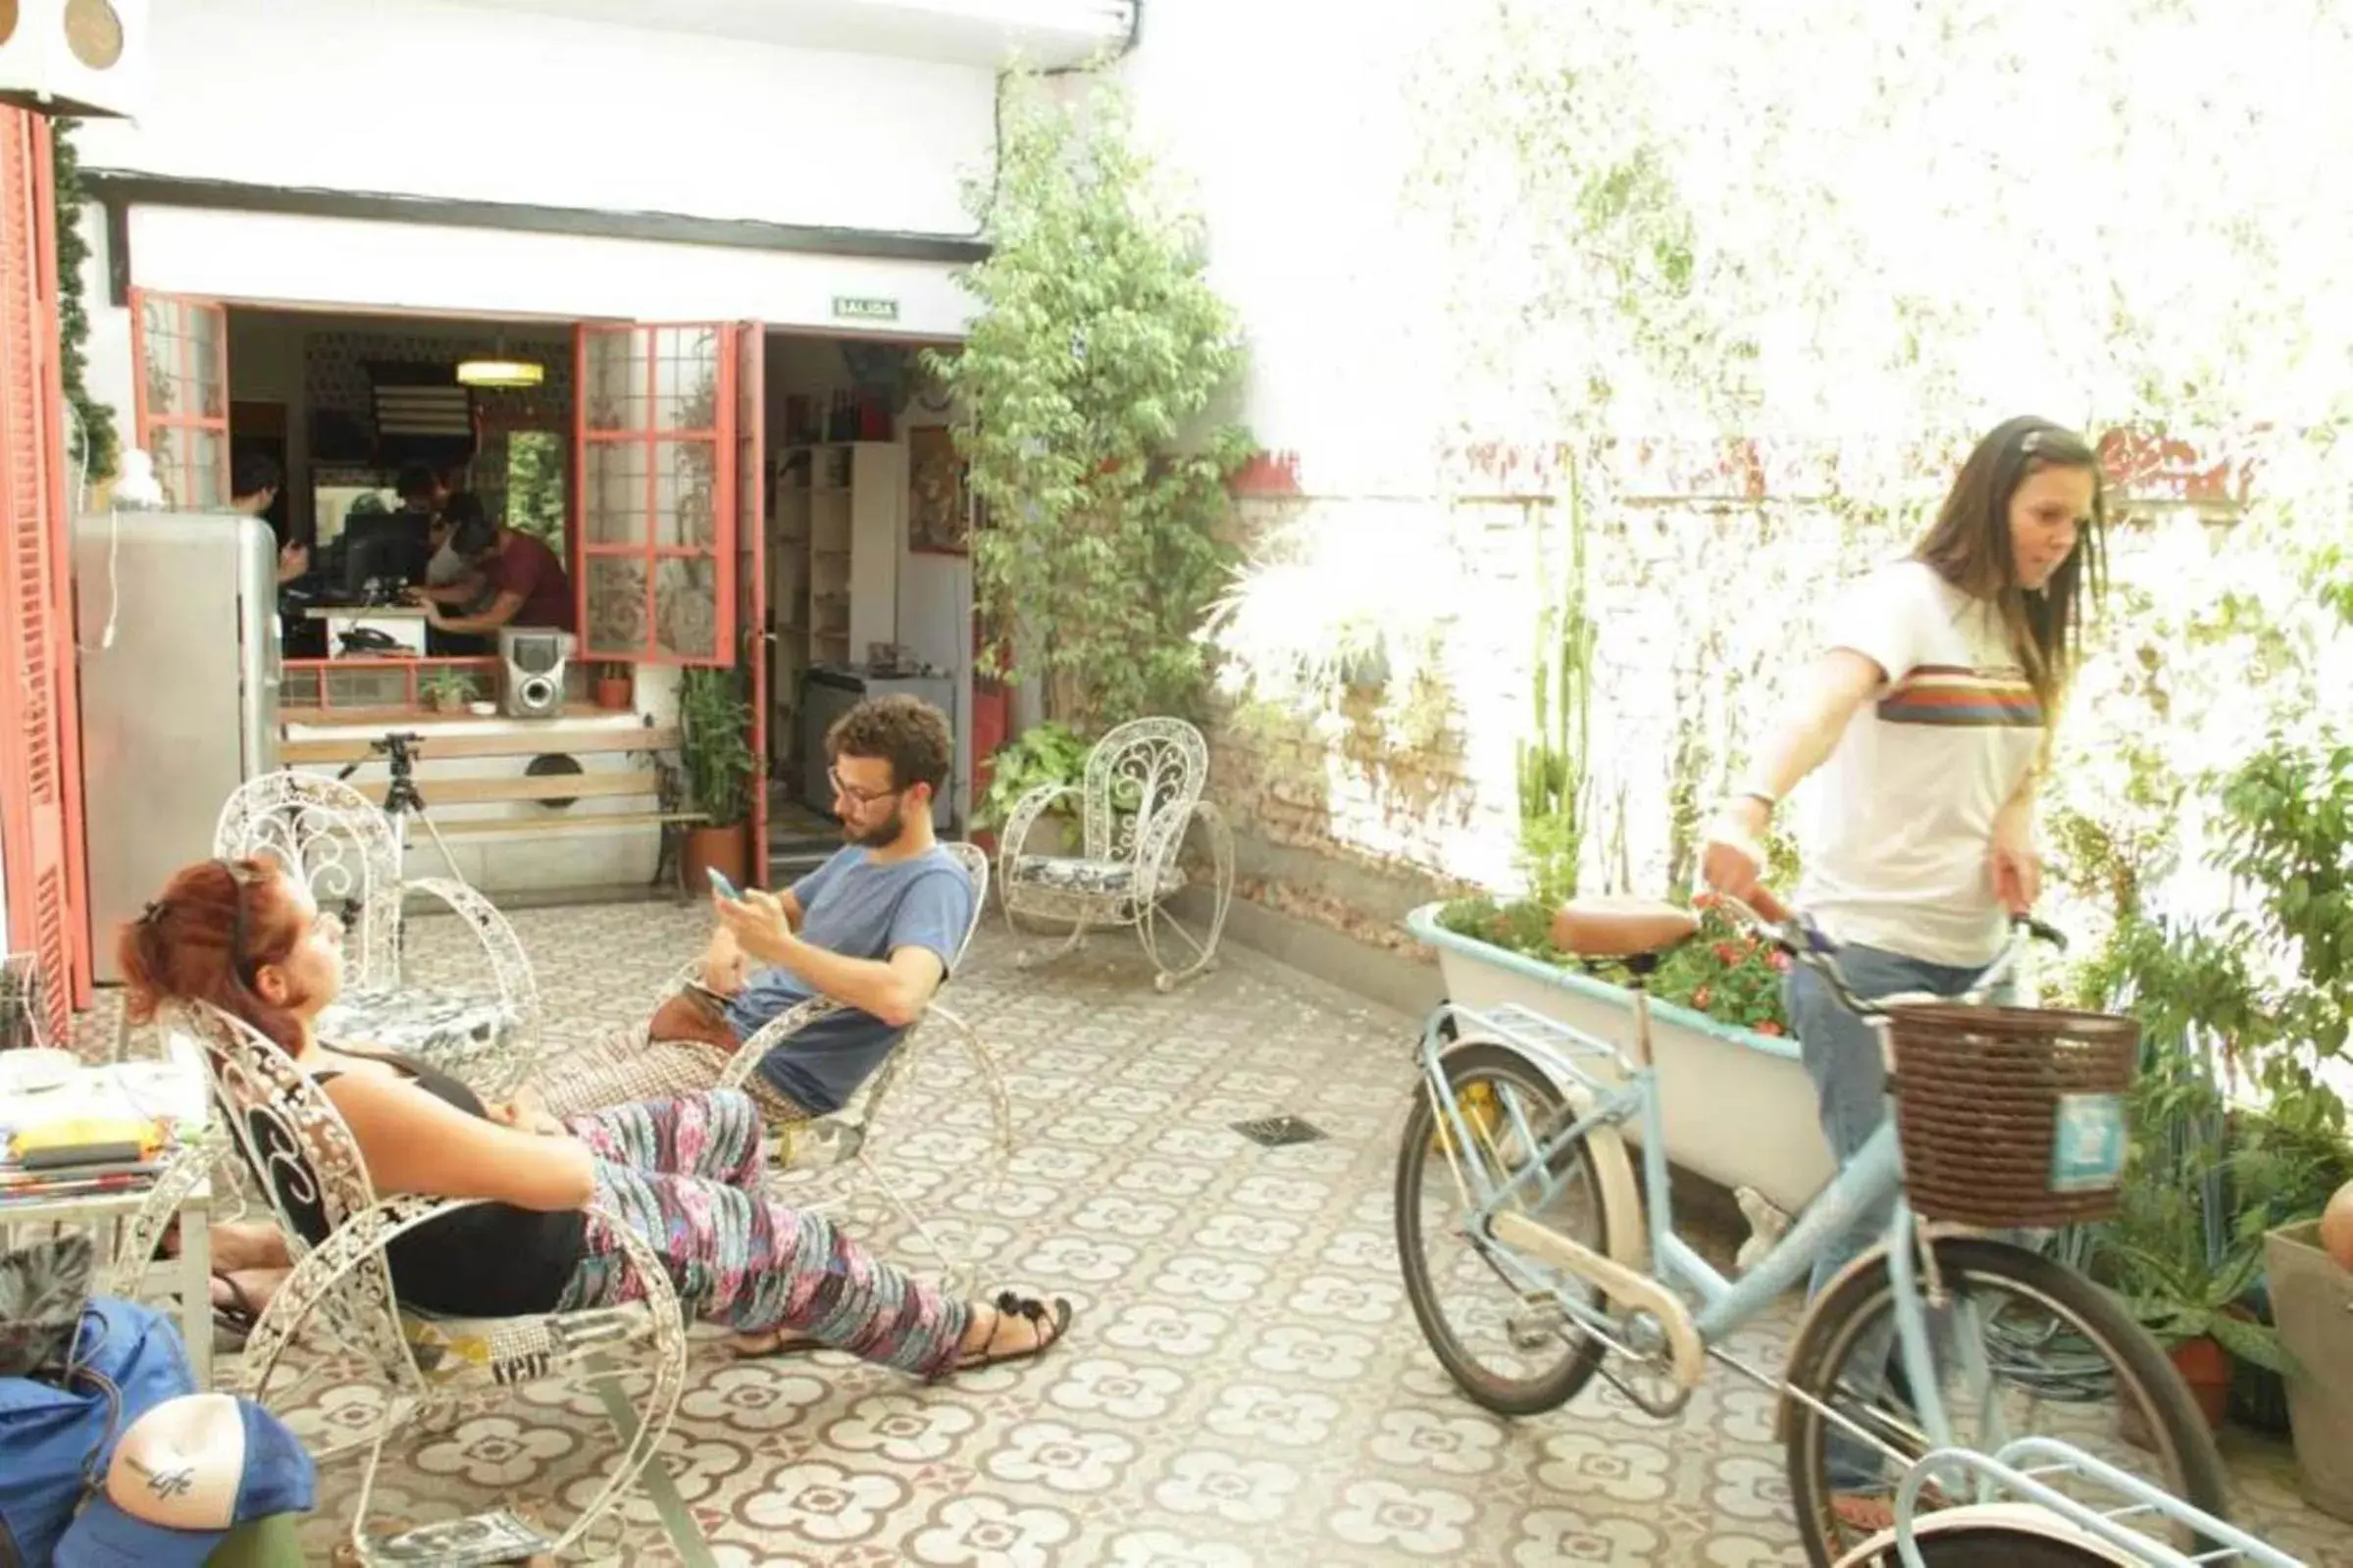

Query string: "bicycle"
[1394, 889, 2229, 1567]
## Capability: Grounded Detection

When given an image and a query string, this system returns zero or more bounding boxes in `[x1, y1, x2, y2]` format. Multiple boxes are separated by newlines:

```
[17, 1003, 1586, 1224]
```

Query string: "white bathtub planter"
[1407, 902, 1836, 1219]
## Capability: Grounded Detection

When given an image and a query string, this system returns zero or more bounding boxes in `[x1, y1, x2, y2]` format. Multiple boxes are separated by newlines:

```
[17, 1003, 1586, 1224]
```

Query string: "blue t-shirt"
[723, 844, 973, 1115]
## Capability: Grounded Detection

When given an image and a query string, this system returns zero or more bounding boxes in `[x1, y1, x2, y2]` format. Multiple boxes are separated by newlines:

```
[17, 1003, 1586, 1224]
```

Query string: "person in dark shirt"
[117, 858, 1072, 1372]
[227, 452, 308, 584]
[408, 491, 576, 634]
[394, 461, 450, 520]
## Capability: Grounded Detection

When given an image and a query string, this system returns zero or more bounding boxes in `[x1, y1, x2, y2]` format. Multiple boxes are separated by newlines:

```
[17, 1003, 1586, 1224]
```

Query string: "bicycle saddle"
[1549, 897, 1700, 959]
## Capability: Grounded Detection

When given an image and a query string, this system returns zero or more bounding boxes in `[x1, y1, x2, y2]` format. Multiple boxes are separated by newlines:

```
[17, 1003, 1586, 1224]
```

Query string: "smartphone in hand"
[706, 866, 741, 901]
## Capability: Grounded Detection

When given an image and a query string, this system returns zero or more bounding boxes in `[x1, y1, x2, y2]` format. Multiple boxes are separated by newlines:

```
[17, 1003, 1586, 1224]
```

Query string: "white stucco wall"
[70, 0, 997, 480]
[76, 0, 996, 234]
[1115, 1, 1458, 495]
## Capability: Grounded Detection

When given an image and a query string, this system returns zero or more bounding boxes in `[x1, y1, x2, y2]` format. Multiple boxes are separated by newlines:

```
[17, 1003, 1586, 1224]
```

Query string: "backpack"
[0, 1249, 197, 1568]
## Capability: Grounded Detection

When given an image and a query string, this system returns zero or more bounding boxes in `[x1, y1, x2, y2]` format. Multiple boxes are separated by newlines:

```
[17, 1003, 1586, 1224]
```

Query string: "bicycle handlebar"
[1709, 887, 2067, 1019]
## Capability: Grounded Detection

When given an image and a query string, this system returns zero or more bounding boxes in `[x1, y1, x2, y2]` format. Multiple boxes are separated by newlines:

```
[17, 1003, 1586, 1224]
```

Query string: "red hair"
[118, 858, 313, 1059]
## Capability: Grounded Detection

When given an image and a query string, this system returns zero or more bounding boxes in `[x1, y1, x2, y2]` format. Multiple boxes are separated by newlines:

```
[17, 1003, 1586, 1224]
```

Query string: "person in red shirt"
[410, 491, 576, 635]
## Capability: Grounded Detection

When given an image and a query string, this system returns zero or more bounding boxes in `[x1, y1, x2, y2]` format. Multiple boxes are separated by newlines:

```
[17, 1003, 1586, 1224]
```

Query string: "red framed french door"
[735, 322, 768, 885]
[571, 322, 738, 664]
[128, 289, 231, 510]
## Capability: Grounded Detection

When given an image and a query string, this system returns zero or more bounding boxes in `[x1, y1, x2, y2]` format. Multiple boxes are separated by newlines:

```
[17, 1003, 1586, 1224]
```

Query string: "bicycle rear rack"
[1890, 1438, 2307, 1566]
[1439, 1001, 1634, 1095]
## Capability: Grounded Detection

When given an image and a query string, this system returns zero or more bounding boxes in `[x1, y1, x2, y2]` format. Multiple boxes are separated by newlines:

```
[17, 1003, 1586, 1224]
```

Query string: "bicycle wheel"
[1394, 1040, 1615, 1416]
[1832, 1510, 2130, 1567]
[1783, 1238, 2228, 1568]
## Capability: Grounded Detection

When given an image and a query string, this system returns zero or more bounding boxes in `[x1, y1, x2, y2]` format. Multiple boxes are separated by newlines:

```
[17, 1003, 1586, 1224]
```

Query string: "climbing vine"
[924, 73, 1253, 735]
[51, 125, 115, 481]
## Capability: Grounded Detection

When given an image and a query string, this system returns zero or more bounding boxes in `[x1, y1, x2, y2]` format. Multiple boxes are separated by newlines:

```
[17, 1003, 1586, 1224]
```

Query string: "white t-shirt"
[426, 539, 468, 587]
[1793, 560, 2044, 967]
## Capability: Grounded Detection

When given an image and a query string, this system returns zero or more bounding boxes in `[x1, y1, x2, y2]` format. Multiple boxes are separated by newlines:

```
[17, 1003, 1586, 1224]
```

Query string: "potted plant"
[677, 665, 755, 889]
[2108, 1219, 2292, 1438]
[419, 670, 481, 715]
[972, 722, 1092, 856]
[591, 661, 633, 712]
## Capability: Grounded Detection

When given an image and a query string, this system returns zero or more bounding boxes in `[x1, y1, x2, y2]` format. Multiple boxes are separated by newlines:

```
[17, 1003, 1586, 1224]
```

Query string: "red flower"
[1756, 1021, 1784, 1037]
[1714, 942, 1740, 964]
[1768, 949, 1792, 973]
[1692, 985, 1714, 1010]
[1693, 890, 1719, 910]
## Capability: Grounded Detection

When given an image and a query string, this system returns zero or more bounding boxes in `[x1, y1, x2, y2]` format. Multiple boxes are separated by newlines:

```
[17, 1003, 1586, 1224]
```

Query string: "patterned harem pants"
[538, 988, 815, 1125]
[552, 1087, 966, 1379]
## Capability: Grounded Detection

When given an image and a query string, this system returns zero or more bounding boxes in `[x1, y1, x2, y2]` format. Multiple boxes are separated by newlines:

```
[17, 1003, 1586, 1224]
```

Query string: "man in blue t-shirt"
[635, 694, 973, 1123]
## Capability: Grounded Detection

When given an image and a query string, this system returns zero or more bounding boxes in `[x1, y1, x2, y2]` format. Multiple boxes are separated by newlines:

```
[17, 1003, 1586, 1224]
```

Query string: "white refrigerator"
[75, 512, 281, 982]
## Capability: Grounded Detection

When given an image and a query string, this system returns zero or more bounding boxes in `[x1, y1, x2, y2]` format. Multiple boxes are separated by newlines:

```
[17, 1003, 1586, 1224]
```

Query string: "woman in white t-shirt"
[1700, 416, 2106, 1522]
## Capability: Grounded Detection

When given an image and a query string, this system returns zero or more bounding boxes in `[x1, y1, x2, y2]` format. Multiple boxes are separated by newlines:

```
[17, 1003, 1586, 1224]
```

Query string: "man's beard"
[844, 800, 904, 849]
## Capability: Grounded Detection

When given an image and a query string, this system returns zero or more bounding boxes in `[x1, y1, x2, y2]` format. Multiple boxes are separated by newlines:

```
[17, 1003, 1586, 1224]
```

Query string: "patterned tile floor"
[78, 898, 2347, 1566]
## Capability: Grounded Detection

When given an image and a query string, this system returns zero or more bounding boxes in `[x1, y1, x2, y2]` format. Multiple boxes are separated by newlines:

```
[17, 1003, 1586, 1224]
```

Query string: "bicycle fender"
[1442, 1036, 1649, 1281]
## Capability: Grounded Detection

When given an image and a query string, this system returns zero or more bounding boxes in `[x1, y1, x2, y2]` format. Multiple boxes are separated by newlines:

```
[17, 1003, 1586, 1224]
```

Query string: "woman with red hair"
[123, 857, 1069, 1373]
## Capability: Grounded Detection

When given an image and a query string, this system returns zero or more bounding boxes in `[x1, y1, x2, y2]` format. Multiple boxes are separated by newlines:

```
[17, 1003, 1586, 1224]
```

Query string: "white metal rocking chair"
[151, 999, 687, 1566]
[997, 716, 1237, 990]
[215, 771, 543, 1096]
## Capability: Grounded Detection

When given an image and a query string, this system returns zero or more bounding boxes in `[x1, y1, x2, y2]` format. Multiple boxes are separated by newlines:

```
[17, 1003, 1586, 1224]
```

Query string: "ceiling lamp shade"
[455, 356, 545, 388]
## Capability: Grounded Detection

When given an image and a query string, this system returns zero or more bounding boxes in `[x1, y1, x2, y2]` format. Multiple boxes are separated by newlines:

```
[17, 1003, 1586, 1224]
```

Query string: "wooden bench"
[275, 723, 707, 891]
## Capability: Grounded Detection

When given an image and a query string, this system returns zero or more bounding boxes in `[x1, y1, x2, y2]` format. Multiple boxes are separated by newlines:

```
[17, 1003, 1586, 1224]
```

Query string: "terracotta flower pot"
[2172, 1335, 2232, 1430]
[593, 675, 633, 711]
[681, 825, 748, 893]
[2120, 1336, 2230, 1450]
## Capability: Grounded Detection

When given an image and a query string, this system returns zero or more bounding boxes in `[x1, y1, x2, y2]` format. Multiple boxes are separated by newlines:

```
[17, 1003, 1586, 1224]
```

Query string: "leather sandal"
[727, 1329, 824, 1360]
[954, 1291, 1072, 1373]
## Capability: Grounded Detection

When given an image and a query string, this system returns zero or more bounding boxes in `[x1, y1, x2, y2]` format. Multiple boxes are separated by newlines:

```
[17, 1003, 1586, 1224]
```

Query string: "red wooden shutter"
[736, 321, 768, 884]
[128, 290, 230, 510]
[573, 322, 738, 664]
[0, 109, 91, 1039]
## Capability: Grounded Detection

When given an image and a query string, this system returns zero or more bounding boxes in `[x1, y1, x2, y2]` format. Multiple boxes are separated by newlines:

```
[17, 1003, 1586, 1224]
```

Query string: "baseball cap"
[55, 1392, 316, 1566]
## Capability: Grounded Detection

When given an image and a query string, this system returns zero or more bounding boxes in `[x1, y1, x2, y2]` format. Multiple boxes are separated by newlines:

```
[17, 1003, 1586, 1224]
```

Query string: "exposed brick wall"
[1200, 430, 2260, 957]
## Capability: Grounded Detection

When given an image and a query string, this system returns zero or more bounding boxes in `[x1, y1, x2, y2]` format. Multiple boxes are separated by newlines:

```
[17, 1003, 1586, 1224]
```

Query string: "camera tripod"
[336, 731, 465, 883]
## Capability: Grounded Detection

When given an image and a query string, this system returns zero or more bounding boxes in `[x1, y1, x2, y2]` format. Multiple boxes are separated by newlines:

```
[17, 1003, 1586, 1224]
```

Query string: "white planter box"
[2266, 1220, 2353, 1522]
[1407, 903, 1836, 1217]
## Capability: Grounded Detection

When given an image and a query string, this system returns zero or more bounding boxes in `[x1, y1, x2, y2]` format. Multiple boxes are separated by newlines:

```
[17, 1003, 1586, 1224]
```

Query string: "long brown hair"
[118, 858, 313, 1059]
[1912, 415, 2108, 710]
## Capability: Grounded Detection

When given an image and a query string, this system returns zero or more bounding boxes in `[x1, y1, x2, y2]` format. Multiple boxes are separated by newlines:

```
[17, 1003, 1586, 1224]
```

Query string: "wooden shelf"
[432, 809, 703, 838]
[279, 725, 680, 765]
[349, 770, 659, 806]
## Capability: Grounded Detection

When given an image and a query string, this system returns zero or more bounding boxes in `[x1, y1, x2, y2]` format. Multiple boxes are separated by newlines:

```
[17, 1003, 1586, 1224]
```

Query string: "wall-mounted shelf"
[766, 440, 905, 775]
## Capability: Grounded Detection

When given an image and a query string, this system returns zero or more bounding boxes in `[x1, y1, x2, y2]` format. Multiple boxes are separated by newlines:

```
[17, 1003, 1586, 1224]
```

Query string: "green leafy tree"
[504, 431, 566, 548]
[925, 73, 1253, 733]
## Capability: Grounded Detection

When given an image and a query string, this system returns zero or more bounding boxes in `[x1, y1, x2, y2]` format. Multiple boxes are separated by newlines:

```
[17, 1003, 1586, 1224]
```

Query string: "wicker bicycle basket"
[1885, 1003, 2140, 1229]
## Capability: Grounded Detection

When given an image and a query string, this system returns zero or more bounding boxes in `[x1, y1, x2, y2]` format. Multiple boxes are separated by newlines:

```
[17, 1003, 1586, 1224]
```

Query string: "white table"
[0, 1045, 216, 1386]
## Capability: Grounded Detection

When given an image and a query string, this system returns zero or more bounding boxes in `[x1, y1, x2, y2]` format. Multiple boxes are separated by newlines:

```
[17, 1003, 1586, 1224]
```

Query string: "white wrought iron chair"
[215, 771, 542, 1096]
[997, 716, 1236, 990]
[621, 841, 1011, 1294]
[154, 999, 686, 1566]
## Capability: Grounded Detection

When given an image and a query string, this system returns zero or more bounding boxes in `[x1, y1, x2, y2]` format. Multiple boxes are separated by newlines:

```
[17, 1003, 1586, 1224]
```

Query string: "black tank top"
[291, 1047, 588, 1318]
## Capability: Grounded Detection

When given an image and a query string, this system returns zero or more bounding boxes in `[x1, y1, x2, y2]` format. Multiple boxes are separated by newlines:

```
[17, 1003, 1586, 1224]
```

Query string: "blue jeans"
[1785, 941, 2011, 1489]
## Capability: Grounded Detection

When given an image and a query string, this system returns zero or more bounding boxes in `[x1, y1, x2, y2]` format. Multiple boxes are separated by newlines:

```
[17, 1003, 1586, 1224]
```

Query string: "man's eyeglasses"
[828, 767, 904, 808]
